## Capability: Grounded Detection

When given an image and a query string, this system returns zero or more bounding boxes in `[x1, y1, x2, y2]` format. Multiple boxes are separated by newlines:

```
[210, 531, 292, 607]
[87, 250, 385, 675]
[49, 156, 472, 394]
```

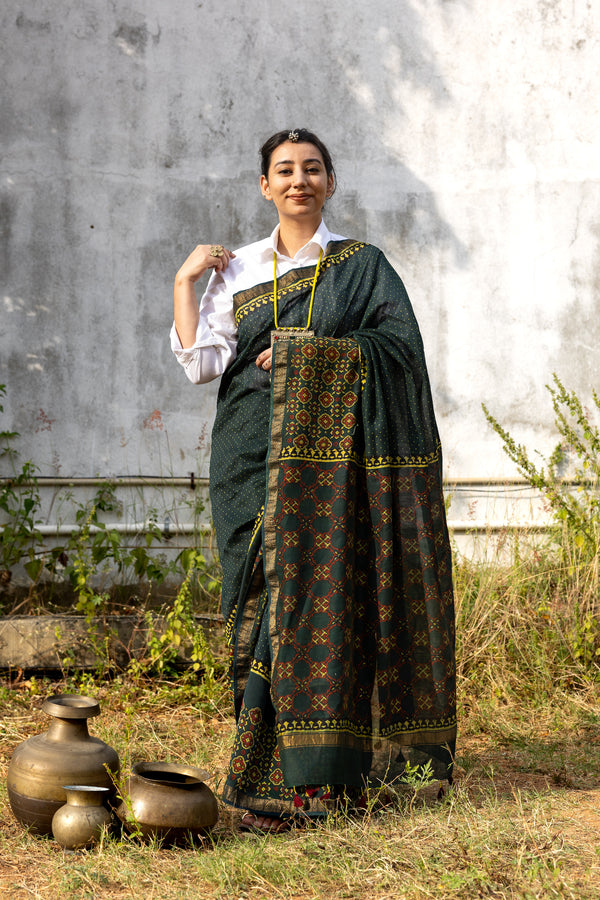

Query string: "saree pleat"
[210, 241, 456, 816]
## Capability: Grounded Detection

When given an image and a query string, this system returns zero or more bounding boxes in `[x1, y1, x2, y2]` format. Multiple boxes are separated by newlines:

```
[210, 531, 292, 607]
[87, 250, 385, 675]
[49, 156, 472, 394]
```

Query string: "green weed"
[483, 373, 600, 558]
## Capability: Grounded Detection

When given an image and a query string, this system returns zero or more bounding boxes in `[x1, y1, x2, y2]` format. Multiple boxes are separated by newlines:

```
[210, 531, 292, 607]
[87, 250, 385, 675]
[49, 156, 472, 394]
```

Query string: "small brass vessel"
[7, 694, 120, 835]
[117, 761, 218, 842]
[52, 785, 113, 849]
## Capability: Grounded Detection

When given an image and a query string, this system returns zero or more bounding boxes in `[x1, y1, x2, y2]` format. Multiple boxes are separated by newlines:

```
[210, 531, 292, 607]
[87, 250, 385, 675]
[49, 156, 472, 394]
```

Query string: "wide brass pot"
[7, 694, 120, 835]
[116, 761, 218, 841]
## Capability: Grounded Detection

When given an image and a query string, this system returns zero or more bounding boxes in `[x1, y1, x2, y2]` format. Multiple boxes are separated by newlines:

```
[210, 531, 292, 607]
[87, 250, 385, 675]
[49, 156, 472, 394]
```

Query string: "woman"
[171, 129, 456, 833]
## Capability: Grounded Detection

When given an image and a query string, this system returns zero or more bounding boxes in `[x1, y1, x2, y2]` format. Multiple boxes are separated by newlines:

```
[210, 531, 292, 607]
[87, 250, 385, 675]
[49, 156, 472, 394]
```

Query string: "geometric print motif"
[279, 339, 440, 470]
[219, 241, 457, 813]
[268, 338, 456, 774]
[272, 457, 456, 745]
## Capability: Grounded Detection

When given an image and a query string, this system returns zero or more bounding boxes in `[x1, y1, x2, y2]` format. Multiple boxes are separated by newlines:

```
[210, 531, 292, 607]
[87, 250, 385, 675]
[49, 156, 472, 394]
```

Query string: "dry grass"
[2, 680, 599, 899]
[2, 535, 600, 899]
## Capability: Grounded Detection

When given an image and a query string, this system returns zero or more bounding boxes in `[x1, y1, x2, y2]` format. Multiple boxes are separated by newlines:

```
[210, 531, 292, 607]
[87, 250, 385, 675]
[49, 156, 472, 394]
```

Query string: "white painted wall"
[2, 0, 599, 535]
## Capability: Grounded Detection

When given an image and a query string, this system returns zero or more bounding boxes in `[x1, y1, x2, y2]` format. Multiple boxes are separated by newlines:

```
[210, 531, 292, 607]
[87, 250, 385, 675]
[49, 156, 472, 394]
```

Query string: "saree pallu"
[209, 241, 456, 817]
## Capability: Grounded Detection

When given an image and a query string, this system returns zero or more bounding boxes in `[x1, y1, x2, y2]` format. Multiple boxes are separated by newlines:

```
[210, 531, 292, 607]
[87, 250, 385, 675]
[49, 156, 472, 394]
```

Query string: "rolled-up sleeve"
[170, 271, 238, 384]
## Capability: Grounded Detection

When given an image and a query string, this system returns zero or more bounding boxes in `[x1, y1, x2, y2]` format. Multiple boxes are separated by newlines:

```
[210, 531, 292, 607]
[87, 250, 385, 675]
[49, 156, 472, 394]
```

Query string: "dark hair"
[260, 129, 337, 196]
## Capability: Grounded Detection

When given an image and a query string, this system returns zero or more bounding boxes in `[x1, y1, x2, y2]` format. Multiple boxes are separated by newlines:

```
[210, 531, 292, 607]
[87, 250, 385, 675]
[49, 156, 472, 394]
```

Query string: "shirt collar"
[265, 219, 332, 261]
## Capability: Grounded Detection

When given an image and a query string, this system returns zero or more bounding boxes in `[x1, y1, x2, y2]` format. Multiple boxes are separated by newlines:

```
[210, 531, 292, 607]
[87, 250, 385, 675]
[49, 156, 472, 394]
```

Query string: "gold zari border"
[234, 241, 367, 327]
[277, 716, 457, 752]
[249, 659, 272, 683]
[279, 446, 441, 469]
[224, 607, 236, 649]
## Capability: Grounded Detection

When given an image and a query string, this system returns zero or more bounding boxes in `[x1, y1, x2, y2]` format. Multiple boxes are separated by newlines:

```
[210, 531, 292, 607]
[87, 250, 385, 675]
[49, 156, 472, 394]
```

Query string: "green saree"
[209, 240, 456, 817]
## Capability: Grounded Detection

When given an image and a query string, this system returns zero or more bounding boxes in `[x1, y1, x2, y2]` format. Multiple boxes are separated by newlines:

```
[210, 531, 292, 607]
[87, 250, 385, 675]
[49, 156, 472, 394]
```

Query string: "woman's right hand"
[174, 244, 235, 349]
[176, 244, 236, 284]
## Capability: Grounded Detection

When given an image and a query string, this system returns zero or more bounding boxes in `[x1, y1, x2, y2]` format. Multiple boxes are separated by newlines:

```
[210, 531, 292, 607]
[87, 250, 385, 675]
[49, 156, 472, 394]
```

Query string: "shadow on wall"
[148, 0, 470, 294]
[327, 2, 469, 266]
[318, 0, 471, 424]
[137, 0, 473, 447]
[1, 0, 472, 476]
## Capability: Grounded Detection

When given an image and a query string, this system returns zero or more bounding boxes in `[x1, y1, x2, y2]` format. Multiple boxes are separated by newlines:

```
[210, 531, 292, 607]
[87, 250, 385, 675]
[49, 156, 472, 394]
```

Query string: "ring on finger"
[210, 244, 225, 257]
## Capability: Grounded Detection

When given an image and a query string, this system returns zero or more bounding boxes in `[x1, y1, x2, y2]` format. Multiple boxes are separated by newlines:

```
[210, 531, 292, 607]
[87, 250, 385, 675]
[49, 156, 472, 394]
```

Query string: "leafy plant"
[137, 549, 220, 679]
[476, 375, 600, 680]
[401, 760, 436, 813]
[1, 385, 221, 627]
[0, 384, 45, 582]
[55, 484, 183, 615]
[483, 374, 600, 555]
[569, 607, 600, 668]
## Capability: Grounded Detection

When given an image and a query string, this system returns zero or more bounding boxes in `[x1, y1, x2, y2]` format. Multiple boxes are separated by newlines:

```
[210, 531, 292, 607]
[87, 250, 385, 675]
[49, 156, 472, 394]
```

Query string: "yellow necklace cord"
[273, 251, 278, 327]
[273, 248, 324, 330]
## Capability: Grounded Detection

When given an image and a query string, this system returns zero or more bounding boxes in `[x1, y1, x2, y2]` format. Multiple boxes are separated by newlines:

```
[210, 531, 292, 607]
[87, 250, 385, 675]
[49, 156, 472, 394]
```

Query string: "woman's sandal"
[239, 812, 292, 834]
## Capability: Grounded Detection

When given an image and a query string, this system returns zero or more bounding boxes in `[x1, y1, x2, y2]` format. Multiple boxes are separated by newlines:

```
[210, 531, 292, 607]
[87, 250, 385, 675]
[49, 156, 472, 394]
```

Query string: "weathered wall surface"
[2, 0, 599, 528]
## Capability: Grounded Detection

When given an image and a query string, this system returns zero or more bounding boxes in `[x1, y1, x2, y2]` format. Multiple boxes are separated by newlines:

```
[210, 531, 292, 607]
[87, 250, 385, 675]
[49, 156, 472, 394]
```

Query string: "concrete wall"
[2, 0, 599, 533]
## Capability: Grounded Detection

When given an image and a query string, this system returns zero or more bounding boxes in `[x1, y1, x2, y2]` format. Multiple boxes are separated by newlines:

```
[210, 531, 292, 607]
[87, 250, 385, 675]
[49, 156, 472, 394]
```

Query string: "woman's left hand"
[256, 348, 272, 373]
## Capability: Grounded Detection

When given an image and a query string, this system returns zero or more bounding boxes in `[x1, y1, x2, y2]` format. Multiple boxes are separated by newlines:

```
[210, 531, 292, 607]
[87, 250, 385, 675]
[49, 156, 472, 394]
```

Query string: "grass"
[2, 530, 600, 899]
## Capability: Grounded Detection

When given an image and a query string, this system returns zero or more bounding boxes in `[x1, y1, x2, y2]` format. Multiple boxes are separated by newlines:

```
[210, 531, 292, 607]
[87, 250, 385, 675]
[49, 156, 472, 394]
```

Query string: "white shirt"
[170, 219, 346, 384]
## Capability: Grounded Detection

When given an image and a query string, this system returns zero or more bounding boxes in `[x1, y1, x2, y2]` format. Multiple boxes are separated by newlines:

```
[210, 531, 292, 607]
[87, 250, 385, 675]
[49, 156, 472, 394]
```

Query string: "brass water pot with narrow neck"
[7, 694, 120, 835]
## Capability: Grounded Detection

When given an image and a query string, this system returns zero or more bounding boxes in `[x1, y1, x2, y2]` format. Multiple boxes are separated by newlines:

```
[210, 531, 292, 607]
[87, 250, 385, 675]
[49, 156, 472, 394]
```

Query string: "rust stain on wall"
[143, 409, 164, 431]
[35, 409, 55, 433]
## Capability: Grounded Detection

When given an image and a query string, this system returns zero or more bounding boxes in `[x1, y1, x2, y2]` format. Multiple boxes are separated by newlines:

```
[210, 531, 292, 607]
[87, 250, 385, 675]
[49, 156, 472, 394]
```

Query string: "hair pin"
[288, 130, 299, 142]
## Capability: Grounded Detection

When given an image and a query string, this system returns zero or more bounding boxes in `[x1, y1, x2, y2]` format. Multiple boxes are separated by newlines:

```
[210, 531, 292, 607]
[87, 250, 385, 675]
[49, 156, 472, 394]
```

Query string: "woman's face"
[260, 141, 334, 224]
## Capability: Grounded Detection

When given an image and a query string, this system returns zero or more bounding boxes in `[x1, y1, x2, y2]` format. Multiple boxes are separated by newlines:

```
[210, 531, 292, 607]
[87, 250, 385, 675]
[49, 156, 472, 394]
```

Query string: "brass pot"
[51, 785, 113, 850]
[7, 694, 120, 835]
[116, 761, 218, 842]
